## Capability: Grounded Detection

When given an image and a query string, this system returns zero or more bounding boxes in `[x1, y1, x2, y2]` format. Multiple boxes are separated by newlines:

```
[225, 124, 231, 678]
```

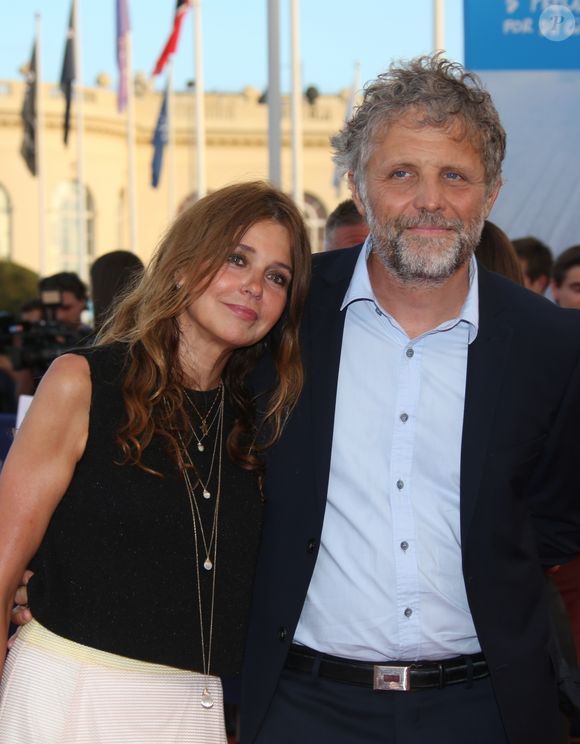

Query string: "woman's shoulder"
[73, 342, 130, 385]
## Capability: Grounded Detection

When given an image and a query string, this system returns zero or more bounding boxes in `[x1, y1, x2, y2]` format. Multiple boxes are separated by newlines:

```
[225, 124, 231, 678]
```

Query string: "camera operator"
[37, 273, 91, 334]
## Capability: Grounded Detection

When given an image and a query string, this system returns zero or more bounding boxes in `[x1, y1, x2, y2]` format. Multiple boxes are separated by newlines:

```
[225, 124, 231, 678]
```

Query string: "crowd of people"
[0, 53, 579, 744]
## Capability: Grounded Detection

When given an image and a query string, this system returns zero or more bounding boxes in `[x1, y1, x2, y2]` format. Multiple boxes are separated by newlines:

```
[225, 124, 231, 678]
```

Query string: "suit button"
[307, 538, 317, 553]
[278, 626, 288, 641]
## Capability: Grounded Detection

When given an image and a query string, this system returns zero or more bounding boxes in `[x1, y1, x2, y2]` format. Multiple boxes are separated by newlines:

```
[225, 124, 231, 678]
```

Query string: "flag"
[333, 63, 360, 194]
[116, 0, 130, 112]
[21, 41, 37, 175]
[60, 3, 75, 145]
[151, 86, 169, 188]
[152, 0, 192, 77]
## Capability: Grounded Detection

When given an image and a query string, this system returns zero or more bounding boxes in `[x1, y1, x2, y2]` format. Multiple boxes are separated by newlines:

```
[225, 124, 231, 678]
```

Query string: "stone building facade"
[0, 77, 354, 278]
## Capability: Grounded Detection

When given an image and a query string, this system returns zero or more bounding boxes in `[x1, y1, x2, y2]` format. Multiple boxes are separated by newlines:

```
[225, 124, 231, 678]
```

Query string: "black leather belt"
[286, 644, 489, 691]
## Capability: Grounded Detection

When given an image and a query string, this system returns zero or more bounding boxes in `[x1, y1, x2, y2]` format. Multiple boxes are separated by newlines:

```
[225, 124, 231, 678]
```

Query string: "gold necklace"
[174, 384, 225, 710]
[184, 383, 223, 452]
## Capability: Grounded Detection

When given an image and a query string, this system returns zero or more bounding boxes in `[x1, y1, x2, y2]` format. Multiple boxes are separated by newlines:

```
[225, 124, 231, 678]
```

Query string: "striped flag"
[60, 2, 75, 145]
[116, 0, 130, 112]
[21, 41, 37, 175]
[152, 0, 192, 77]
[151, 86, 169, 187]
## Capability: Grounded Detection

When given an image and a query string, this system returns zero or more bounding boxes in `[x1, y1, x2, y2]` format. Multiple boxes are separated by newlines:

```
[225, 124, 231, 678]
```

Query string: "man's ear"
[348, 172, 366, 218]
[484, 180, 502, 218]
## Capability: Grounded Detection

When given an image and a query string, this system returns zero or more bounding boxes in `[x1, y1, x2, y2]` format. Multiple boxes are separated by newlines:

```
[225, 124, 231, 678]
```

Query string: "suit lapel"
[460, 267, 514, 540]
[307, 249, 360, 515]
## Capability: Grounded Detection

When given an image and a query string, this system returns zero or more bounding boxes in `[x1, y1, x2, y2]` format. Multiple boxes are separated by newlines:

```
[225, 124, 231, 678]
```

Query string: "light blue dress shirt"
[294, 240, 482, 662]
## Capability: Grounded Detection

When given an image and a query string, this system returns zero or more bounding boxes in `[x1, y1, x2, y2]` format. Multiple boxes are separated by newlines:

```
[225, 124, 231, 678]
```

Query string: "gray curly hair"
[331, 54, 506, 197]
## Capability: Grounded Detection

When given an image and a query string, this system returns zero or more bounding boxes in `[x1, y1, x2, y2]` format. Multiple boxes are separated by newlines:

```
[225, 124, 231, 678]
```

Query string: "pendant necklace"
[184, 383, 223, 452]
[175, 386, 224, 710]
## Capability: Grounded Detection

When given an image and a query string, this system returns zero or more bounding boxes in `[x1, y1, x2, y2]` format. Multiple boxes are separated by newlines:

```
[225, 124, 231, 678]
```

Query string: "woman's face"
[178, 219, 293, 359]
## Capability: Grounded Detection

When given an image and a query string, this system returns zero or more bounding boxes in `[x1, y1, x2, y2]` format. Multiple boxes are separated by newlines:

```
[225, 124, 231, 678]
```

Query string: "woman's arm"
[0, 353, 90, 674]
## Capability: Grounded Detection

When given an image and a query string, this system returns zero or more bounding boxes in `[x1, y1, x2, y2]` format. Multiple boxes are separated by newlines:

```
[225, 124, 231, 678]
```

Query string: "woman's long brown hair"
[97, 181, 311, 474]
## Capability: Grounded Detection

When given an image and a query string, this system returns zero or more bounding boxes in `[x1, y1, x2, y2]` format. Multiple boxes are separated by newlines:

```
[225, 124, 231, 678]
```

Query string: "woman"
[0, 181, 311, 743]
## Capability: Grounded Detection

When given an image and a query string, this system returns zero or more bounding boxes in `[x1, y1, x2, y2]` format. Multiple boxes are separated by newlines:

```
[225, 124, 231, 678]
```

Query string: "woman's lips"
[225, 303, 258, 321]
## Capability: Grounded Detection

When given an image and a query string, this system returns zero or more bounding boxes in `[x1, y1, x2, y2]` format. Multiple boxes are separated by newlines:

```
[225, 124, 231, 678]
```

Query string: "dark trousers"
[252, 666, 509, 744]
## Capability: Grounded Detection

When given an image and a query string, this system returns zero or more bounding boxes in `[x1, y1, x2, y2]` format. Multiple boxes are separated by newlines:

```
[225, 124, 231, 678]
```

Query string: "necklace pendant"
[203, 558, 213, 570]
[201, 687, 214, 709]
[201, 422, 208, 436]
[197, 442, 205, 452]
[203, 489, 211, 499]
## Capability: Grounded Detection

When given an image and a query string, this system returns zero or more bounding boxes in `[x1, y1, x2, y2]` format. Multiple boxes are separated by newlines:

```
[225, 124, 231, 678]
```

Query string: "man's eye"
[444, 172, 463, 181]
[227, 253, 245, 266]
[391, 170, 410, 179]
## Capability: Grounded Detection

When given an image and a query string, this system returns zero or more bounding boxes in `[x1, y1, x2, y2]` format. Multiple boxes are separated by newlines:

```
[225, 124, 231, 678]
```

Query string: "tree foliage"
[0, 261, 39, 315]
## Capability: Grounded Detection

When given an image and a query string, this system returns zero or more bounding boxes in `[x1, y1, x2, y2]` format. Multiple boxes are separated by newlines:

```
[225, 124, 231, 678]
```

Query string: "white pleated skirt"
[0, 620, 227, 744]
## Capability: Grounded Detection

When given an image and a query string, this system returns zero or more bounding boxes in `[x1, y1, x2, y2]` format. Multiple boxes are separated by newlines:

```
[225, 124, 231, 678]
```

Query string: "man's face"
[518, 258, 549, 294]
[55, 290, 85, 325]
[552, 266, 580, 309]
[350, 111, 500, 285]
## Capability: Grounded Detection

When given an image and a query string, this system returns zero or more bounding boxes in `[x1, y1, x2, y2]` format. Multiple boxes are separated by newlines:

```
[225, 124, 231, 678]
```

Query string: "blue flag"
[151, 86, 168, 188]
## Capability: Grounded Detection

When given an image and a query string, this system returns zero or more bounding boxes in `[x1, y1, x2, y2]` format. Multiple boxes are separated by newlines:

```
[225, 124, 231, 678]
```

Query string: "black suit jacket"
[241, 246, 580, 744]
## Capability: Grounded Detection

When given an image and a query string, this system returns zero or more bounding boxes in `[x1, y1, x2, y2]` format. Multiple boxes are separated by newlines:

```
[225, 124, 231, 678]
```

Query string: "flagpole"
[73, 0, 87, 281]
[290, 0, 303, 210]
[35, 13, 47, 278]
[192, 0, 206, 199]
[167, 63, 175, 221]
[267, 0, 281, 187]
[434, 0, 445, 51]
[125, 20, 138, 253]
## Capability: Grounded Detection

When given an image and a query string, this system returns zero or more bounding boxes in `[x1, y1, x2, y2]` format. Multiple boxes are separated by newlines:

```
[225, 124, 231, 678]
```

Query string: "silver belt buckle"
[373, 664, 411, 691]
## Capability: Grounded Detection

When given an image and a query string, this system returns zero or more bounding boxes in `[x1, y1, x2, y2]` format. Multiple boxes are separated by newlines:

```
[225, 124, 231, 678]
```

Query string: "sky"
[0, 1, 464, 95]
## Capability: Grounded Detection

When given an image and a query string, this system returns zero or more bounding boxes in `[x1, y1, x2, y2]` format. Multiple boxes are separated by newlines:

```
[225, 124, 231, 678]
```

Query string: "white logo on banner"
[539, 4, 576, 40]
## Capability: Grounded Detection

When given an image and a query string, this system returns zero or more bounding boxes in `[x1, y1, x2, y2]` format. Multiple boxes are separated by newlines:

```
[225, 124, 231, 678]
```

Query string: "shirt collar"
[341, 236, 480, 344]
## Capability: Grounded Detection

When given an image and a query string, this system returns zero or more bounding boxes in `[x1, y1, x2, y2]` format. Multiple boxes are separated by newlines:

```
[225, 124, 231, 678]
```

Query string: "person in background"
[324, 198, 369, 251]
[551, 245, 580, 311]
[476, 220, 524, 285]
[513, 236, 553, 295]
[0, 181, 311, 744]
[37, 272, 90, 330]
[19, 299, 44, 324]
[90, 250, 144, 333]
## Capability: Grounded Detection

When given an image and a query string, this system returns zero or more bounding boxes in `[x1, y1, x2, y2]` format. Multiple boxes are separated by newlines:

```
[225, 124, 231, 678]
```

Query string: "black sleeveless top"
[28, 343, 263, 676]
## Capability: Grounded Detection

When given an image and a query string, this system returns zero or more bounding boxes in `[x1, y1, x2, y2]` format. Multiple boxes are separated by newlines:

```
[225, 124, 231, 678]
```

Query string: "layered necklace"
[173, 382, 225, 710]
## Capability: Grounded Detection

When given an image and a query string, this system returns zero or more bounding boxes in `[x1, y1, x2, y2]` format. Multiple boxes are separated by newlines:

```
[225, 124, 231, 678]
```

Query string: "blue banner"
[464, 1, 580, 70]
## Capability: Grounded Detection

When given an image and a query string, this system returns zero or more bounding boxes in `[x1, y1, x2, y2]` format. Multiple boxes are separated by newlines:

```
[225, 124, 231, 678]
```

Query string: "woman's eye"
[268, 272, 289, 287]
[227, 253, 245, 266]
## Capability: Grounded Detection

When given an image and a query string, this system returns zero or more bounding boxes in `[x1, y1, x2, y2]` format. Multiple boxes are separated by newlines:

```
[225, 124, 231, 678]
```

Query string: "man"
[242, 55, 580, 744]
[324, 199, 369, 251]
[551, 245, 580, 310]
[38, 271, 88, 327]
[512, 236, 553, 294]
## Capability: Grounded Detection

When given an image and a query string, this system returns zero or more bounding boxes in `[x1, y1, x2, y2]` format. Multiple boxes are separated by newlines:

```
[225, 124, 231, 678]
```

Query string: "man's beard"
[367, 208, 485, 285]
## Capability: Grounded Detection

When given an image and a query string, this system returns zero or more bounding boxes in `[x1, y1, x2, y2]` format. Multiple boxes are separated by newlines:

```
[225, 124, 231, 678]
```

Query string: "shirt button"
[396, 480, 404, 490]
[404, 608, 413, 618]
[406, 347, 414, 358]
[400, 413, 409, 423]
[400, 541, 409, 551]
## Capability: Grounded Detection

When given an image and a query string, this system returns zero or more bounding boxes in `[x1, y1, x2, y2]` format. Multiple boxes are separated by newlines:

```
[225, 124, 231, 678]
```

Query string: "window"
[0, 185, 12, 260]
[48, 182, 95, 277]
[303, 193, 327, 253]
